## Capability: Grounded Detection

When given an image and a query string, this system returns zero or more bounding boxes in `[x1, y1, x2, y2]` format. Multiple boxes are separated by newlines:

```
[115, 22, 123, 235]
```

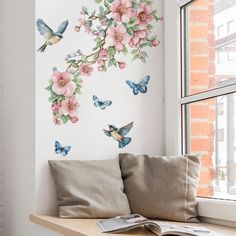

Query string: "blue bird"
[36, 19, 69, 52]
[103, 122, 133, 148]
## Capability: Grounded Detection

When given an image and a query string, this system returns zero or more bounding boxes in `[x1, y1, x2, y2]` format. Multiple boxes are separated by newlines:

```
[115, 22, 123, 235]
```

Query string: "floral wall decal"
[46, 68, 82, 125]
[44, 0, 162, 125]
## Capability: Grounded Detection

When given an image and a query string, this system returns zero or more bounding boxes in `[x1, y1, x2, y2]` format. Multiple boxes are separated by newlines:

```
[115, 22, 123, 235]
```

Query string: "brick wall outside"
[0, 0, 4, 232]
[189, 0, 216, 196]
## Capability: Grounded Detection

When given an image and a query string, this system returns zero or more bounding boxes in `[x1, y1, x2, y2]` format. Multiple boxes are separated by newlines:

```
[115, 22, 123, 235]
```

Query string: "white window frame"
[164, 0, 236, 225]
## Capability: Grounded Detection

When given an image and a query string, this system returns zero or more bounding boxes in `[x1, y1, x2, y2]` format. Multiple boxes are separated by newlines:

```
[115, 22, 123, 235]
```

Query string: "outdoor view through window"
[182, 0, 236, 200]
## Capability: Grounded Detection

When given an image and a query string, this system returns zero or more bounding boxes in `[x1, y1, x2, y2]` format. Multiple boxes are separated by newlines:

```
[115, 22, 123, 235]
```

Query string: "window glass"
[184, 93, 236, 200]
[183, 0, 236, 96]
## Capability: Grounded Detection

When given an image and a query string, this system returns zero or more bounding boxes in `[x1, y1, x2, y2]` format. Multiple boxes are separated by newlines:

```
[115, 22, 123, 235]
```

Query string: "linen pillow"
[48, 159, 130, 218]
[119, 153, 200, 222]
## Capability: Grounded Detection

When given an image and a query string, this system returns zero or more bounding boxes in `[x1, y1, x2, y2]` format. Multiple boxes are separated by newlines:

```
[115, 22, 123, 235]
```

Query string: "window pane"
[183, 0, 236, 96]
[184, 93, 236, 200]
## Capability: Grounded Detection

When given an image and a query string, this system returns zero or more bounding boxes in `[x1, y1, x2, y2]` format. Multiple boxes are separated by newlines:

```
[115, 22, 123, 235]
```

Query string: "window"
[181, 0, 236, 202]
[227, 20, 235, 35]
[217, 25, 224, 39]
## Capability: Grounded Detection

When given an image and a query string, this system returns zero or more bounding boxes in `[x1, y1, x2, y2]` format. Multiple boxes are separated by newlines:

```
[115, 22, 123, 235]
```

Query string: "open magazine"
[97, 214, 220, 236]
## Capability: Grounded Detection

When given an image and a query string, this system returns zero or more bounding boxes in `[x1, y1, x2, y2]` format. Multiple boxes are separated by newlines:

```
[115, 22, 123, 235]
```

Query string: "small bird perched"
[103, 122, 133, 148]
[36, 19, 69, 52]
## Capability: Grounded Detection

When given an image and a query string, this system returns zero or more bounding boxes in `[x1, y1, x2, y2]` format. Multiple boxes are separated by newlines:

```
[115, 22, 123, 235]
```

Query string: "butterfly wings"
[55, 141, 71, 156]
[126, 76, 150, 95]
[93, 95, 112, 110]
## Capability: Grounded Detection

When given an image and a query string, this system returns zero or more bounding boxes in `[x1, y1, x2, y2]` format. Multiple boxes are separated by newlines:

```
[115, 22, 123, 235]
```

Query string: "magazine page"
[154, 222, 221, 236]
[97, 214, 161, 234]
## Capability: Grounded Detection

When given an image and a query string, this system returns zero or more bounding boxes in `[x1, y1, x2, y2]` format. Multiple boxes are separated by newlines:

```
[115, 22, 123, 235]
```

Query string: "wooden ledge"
[29, 214, 236, 236]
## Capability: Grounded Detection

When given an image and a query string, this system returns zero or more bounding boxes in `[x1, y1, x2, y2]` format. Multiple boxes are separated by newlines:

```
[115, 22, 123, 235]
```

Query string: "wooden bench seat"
[29, 214, 236, 236]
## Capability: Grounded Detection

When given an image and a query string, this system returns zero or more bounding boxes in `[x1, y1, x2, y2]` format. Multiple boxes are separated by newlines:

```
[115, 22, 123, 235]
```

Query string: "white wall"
[2, 0, 164, 235]
[35, 0, 164, 214]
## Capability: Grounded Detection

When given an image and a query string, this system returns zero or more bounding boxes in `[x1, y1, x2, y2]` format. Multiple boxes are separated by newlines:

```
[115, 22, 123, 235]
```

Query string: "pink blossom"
[97, 59, 105, 66]
[51, 71, 76, 97]
[106, 24, 131, 51]
[53, 117, 62, 125]
[71, 116, 79, 123]
[99, 49, 109, 60]
[118, 62, 126, 69]
[111, 0, 136, 22]
[60, 96, 79, 117]
[51, 101, 62, 115]
[79, 64, 94, 76]
[129, 29, 148, 47]
[137, 3, 153, 27]
[152, 39, 160, 47]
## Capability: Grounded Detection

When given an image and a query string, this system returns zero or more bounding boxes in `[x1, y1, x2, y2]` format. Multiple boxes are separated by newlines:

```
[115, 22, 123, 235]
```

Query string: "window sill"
[198, 197, 236, 226]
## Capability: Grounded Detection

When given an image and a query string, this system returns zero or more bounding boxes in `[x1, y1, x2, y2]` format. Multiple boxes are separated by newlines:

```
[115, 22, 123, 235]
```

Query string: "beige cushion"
[48, 159, 130, 218]
[119, 153, 200, 222]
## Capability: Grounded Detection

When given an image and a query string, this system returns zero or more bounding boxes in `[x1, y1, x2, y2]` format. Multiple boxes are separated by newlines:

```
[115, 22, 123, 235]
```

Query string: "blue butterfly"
[54, 141, 71, 156]
[93, 95, 112, 110]
[126, 75, 151, 95]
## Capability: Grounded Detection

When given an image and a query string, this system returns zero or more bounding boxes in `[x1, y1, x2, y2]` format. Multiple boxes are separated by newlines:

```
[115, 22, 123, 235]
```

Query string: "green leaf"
[72, 63, 79, 68]
[147, 24, 154, 31]
[132, 54, 139, 61]
[95, 0, 102, 3]
[132, 25, 139, 31]
[61, 115, 70, 124]
[131, 49, 138, 55]
[67, 59, 76, 64]
[139, 43, 148, 49]
[127, 27, 134, 36]
[141, 57, 147, 63]
[122, 46, 128, 55]
[82, 6, 88, 14]
[45, 85, 52, 91]
[75, 88, 82, 94]
[141, 51, 148, 57]
[94, 37, 102, 44]
[108, 58, 116, 67]
[104, 0, 109, 8]
[108, 46, 116, 57]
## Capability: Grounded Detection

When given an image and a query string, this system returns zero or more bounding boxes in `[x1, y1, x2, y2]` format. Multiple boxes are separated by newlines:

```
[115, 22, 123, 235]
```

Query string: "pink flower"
[152, 39, 160, 47]
[71, 116, 79, 123]
[129, 29, 148, 47]
[111, 0, 136, 22]
[106, 24, 131, 51]
[60, 96, 79, 117]
[51, 101, 62, 115]
[99, 49, 109, 60]
[79, 64, 94, 76]
[137, 3, 153, 27]
[118, 62, 126, 69]
[97, 59, 105, 66]
[51, 71, 76, 97]
[53, 117, 62, 125]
